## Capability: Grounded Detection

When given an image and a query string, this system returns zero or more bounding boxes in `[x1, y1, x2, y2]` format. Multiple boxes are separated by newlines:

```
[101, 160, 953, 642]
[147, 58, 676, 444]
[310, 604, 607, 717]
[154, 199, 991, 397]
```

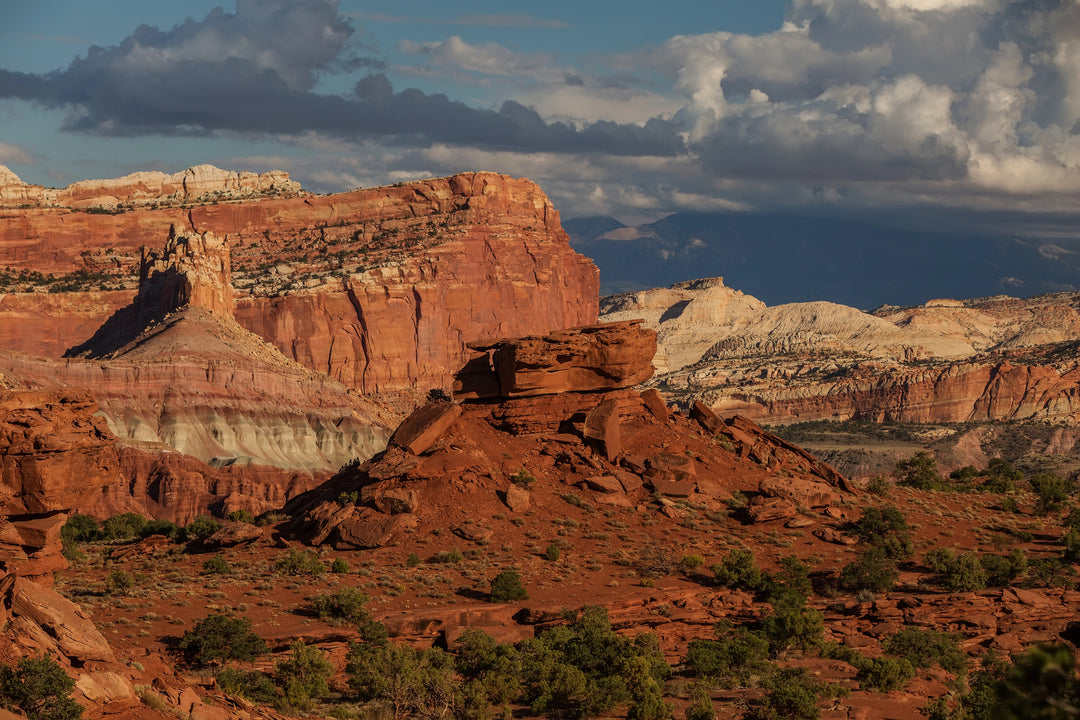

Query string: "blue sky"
[2, 0, 1080, 228]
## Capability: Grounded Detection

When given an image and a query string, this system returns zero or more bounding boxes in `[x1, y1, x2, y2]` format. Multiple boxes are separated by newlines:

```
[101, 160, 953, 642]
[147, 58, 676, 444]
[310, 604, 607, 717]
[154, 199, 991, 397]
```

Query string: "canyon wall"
[0, 168, 599, 394]
[601, 278, 1080, 425]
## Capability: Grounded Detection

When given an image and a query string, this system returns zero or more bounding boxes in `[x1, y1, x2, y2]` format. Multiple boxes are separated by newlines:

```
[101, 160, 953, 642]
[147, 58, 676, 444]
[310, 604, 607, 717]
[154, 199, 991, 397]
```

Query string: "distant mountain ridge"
[565, 211, 1080, 309]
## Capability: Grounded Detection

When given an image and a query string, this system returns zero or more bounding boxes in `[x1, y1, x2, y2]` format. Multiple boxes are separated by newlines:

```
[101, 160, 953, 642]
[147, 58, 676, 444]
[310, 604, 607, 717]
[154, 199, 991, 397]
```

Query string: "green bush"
[104, 569, 135, 595]
[274, 641, 333, 710]
[519, 606, 670, 720]
[849, 505, 913, 559]
[0, 655, 83, 720]
[347, 639, 457, 720]
[759, 606, 824, 657]
[711, 548, 764, 591]
[765, 556, 813, 609]
[312, 588, 371, 625]
[184, 515, 222, 541]
[1030, 473, 1072, 515]
[511, 469, 536, 488]
[455, 628, 523, 709]
[139, 519, 181, 540]
[101, 512, 146, 541]
[544, 544, 561, 562]
[838, 548, 899, 594]
[490, 569, 528, 602]
[993, 644, 1080, 720]
[178, 614, 267, 667]
[684, 621, 770, 688]
[881, 627, 967, 675]
[684, 683, 715, 720]
[226, 509, 256, 524]
[680, 554, 705, 570]
[980, 549, 1027, 587]
[61, 514, 101, 543]
[202, 555, 232, 575]
[216, 668, 277, 703]
[275, 549, 326, 576]
[745, 668, 825, 720]
[981, 458, 1022, 494]
[331, 558, 350, 574]
[406, 553, 421, 567]
[895, 452, 945, 491]
[855, 656, 916, 692]
[866, 476, 891, 497]
[430, 547, 464, 564]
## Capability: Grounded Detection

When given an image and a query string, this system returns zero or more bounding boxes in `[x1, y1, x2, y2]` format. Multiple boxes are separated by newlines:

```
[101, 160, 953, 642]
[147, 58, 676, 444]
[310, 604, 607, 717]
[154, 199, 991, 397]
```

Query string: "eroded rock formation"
[601, 278, 1080, 425]
[1, 169, 599, 394]
[286, 322, 849, 548]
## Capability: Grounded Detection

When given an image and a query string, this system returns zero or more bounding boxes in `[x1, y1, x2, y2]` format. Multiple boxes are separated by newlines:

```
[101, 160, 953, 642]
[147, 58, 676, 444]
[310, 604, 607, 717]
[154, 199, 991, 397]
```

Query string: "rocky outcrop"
[137, 225, 233, 319]
[1, 170, 599, 395]
[601, 278, 1080, 425]
[0, 163, 300, 209]
[285, 322, 849, 548]
[454, 321, 656, 399]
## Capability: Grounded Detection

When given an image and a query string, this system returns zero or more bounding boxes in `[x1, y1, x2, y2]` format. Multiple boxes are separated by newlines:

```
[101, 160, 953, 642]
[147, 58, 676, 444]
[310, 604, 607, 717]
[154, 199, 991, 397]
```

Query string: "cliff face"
[0, 169, 598, 394]
[601, 279, 1080, 425]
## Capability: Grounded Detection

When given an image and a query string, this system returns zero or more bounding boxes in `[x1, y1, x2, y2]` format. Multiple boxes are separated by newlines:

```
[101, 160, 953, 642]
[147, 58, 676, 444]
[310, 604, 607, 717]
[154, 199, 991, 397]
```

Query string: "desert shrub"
[139, 519, 180, 540]
[511, 469, 536, 488]
[855, 656, 916, 692]
[430, 547, 464, 564]
[519, 606, 670, 720]
[1030, 473, 1072, 515]
[274, 641, 333, 709]
[684, 683, 715, 720]
[949, 466, 981, 489]
[337, 490, 360, 506]
[184, 515, 222, 541]
[347, 639, 457, 720]
[226, 509, 256, 524]
[711, 548, 764, 591]
[838, 548, 899, 594]
[993, 644, 1080, 720]
[406, 553, 421, 567]
[0, 655, 83, 720]
[764, 556, 813, 609]
[679, 554, 705, 570]
[745, 667, 826, 720]
[100, 512, 146, 541]
[202, 555, 232, 575]
[178, 614, 267, 667]
[1064, 527, 1080, 563]
[981, 458, 1022, 494]
[759, 605, 824, 657]
[312, 588, 370, 625]
[331, 558, 350, 574]
[1000, 496, 1021, 513]
[275, 549, 325, 576]
[895, 452, 945, 491]
[866, 476, 891, 496]
[849, 505, 914, 559]
[544, 544, 561, 562]
[490, 569, 528, 602]
[881, 627, 967, 675]
[62, 514, 101, 543]
[455, 628, 523, 710]
[216, 668, 277, 703]
[684, 621, 770, 688]
[104, 569, 135, 595]
[1027, 557, 1077, 588]
[980, 549, 1027, 587]
[943, 552, 988, 592]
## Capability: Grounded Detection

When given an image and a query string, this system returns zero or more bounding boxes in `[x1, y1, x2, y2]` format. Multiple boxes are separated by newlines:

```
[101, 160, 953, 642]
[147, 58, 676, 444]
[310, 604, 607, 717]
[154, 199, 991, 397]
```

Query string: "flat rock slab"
[11, 577, 114, 662]
[648, 478, 696, 497]
[389, 402, 462, 455]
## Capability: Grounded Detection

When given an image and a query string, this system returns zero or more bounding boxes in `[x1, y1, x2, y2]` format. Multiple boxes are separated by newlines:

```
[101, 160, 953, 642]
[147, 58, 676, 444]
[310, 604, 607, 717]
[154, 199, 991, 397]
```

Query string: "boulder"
[585, 476, 624, 494]
[583, 399, 621, 461]
[203, 522, 263, 548]
[390, 403, 463, 456]
[489, 321, 656, 397]
[746, 496, 798, 523]
[10, 578, 114, 662]
[502, 484, 530, 512]
[759, 476, 839, 508]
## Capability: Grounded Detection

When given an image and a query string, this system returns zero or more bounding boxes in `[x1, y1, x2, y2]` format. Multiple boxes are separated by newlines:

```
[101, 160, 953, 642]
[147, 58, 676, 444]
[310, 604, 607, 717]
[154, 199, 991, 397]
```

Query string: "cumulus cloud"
[0, 142, 34, 166]
[0, 0, 681, 157]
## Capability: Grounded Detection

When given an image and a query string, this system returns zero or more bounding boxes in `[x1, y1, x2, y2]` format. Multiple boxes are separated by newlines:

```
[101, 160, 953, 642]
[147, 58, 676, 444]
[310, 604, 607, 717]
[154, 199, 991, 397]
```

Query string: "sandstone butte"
[600, 277, 1080, 425]
[0, 165, 599, 395]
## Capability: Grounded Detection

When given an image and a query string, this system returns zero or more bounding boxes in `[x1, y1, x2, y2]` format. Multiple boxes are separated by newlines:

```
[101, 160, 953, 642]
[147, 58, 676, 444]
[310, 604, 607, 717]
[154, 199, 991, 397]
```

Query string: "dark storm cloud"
[0, 0, 682, 156]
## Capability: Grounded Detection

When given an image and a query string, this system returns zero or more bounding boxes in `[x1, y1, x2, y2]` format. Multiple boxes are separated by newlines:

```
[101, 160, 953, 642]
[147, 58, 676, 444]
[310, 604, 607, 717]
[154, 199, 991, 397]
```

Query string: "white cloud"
[0, 142, 33, 166]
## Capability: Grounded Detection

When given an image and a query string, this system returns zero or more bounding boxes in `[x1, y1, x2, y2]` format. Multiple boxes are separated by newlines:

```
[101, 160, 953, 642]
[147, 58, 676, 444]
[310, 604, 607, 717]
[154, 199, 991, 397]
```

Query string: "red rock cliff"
[0, 169, 599, 394]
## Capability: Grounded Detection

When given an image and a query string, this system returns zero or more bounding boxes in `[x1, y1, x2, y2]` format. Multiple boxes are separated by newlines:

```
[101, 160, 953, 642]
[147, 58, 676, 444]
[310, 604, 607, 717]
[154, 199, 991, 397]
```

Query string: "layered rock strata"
[286, 322, 849, 548]
[1, 168, 599, 394]
[600, 278, 1080, 425]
